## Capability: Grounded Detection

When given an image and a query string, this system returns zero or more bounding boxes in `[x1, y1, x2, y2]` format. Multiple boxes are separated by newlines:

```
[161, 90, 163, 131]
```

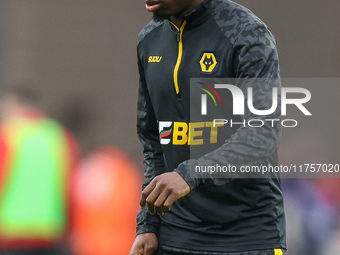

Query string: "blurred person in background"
[281, 178, 339, 255]
[71, 145, 142, 255]
[280, 132, 340, 255]
[0, 86, 79, 255]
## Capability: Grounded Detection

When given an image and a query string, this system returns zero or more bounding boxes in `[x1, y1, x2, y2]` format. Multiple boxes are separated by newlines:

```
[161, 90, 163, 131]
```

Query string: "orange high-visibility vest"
[72, 146, 142, 255]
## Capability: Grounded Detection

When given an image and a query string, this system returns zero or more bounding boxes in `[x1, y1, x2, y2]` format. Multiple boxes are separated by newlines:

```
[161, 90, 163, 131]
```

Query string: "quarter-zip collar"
[167, 20, 187, 95]
[184, 0, 212, 27]
[165, 0, 212, 95]
[166, 0, 211, 29]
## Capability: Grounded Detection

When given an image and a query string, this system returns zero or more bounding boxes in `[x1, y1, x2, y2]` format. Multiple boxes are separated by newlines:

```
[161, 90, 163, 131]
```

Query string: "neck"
[169, 0, 205, 28]
[169, 17, 184, 28]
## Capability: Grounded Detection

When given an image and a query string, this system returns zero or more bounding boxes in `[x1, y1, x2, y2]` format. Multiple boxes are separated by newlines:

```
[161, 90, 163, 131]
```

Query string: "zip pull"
[176, 30, 181, 42]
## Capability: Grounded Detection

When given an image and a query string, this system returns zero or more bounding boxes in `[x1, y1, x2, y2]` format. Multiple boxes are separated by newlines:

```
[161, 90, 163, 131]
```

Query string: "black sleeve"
[135, 51, 165, 235]
[175, 24, 282, 189]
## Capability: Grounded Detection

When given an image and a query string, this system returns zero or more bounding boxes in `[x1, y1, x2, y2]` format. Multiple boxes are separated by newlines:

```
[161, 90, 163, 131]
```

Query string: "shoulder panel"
[137, 19, 164, 45]
[208, 0, 270, 45]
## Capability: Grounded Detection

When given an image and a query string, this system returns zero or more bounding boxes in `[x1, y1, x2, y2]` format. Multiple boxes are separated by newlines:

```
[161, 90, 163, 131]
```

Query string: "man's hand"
[129, 233, 158, 255]
[140, 172, 190, 216]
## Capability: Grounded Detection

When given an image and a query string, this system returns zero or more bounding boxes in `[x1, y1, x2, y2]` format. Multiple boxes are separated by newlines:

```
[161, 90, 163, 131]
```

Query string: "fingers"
[153, 189, 170, 216]
[140, 181, 156, 209]
[145, 185, 170, 216]
[139, 172, 191, 216]
[129, 246, 143, 255]
[140, 177, 170, 216]
[146, 189, 159, 215]
[163, 192, 177, 212]
[144, 188, 174, 216]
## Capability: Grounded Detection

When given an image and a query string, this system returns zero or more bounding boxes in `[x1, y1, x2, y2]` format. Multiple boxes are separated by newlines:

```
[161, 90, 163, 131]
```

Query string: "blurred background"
[0, 0, 339, 254]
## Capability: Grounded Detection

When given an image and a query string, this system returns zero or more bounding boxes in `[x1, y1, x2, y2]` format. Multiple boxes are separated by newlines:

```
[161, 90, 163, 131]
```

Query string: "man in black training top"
[130, 0, 286, 254]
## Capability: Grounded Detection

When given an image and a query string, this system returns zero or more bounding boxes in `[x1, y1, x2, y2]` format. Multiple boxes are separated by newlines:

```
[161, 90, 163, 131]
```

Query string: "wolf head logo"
[203, 55, 213, 70]
[200, 53, 217, 72]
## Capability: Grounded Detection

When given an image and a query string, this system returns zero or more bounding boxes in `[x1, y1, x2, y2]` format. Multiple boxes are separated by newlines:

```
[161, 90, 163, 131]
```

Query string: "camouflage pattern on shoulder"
[206, 0, 279, 79]
[137, 19, 164, 45]
[208, 0, 270, 45]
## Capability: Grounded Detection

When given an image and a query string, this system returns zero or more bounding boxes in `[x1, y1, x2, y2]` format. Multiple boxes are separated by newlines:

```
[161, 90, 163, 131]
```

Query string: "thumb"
[130, 247, 143, 255]
[129, 242, 144, 255]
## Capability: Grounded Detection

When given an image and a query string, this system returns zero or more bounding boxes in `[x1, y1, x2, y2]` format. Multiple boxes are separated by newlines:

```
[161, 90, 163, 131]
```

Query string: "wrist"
[175, 159, 201, 190]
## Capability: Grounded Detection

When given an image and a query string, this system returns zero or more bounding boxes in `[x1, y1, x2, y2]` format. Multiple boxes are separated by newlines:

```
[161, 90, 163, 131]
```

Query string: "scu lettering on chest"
[148, 56, 162, 63]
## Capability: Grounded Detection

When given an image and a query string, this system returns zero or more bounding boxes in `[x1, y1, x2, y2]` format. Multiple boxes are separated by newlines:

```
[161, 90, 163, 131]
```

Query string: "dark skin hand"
[140, 172, 191, 216]
[131, 173, 190, 254]
[129, 233, 158, 255]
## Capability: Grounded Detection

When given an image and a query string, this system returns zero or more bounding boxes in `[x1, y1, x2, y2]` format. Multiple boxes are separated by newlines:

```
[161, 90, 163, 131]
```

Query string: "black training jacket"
[136, 0, 286, 252]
